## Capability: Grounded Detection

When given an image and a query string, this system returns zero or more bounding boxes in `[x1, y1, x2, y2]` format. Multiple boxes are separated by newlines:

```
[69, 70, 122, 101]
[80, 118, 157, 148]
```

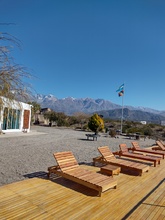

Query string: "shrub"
[88, 114, 104, 134]
[109, 129, 116, 137]
[143, 126, 153, 136]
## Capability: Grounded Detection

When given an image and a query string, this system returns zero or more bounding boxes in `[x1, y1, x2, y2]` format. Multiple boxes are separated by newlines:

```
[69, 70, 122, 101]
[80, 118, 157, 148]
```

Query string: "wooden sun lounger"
[152, 140, 165, 151]
[48, 151, 117, 197]
[93, 146, 149, 176]
[160, 140, 165, 147]
[119, 144, 161, 167]
[131, 142, 165, 159]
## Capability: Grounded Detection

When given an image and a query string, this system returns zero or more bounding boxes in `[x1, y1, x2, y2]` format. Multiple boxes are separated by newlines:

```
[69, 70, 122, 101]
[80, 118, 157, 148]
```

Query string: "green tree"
[142, 126, 153, 136]
[88, 114, 104, 134]
[44, 111, 68, 127]
[44, 111, 58, 123]
[28, 102, 41, 123]
[56, 112, 68, 126]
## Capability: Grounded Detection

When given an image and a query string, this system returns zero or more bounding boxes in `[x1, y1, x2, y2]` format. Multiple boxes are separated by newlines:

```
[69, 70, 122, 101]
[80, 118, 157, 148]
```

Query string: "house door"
[23, 110, 30, 129]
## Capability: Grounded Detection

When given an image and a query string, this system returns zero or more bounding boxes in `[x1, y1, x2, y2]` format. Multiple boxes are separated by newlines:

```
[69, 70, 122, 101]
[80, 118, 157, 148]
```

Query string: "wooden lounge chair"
[93, 146, 149, 176]
[119, 144, 161, 167]
[131, 142, 165, 159]
[48, 151, 117, 197]
[152, 140, 165, 151]
[160, 140, 165, 147]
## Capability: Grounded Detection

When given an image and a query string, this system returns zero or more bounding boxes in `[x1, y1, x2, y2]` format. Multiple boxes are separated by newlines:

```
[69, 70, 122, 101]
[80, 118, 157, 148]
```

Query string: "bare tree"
[0, 31, 34, 105]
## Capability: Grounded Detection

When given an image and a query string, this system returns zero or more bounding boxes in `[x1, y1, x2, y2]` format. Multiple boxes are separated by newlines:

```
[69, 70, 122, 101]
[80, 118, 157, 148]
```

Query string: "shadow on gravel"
[79, 161, 94, 166]
[23, 162, 94, 180]
[23, 171, 48, 179]
[77, 138, 92, 141]
[77, 138, 98, 141]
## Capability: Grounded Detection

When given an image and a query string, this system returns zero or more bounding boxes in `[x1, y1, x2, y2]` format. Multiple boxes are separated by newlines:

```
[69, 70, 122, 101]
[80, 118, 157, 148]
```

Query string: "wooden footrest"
[100, 165, 121, 177]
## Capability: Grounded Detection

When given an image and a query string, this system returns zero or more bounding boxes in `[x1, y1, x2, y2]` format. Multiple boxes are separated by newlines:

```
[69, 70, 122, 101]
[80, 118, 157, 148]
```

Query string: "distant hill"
[32, 94, 165, 124]
[96, 108, 165, 124]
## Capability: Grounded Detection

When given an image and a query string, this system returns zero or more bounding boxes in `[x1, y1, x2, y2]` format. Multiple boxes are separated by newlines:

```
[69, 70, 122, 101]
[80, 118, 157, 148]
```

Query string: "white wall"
[0, 97, 32, 133]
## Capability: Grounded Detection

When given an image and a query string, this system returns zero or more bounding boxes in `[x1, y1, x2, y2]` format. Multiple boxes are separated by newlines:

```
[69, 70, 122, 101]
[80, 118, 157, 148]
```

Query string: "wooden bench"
[85, 134, 99, 141]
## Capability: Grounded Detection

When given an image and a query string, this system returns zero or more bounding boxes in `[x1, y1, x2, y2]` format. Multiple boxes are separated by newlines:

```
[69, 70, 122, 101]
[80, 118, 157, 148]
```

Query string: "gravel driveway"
[0, 126, 155, 186]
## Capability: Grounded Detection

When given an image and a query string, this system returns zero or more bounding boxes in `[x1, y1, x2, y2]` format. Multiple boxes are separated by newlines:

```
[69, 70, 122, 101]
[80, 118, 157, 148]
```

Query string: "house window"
[2, 107, 20, 130]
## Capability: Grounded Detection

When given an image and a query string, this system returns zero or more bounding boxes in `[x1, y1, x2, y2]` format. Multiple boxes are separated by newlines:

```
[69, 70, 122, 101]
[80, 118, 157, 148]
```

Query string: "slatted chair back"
[156, 141, 165, 150]
[53, 151, 79, 172]
[132, 142, 140, 150]
[119, 144, 129, 153]
[98, 146, 116, 161]
[159, 140, 165, 147]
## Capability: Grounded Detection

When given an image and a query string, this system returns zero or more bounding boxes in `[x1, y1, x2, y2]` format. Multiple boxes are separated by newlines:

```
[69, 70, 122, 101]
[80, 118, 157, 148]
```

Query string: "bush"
[109, 129, 116, 137]
[142, 126, 153, 136]
[88, 114, 104, 134]
[82, 124, 88, 130]
[126, 127, 140, 134]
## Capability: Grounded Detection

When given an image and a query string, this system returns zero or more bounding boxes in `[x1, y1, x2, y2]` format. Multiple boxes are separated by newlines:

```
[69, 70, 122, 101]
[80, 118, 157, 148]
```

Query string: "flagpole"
[116, 83, 124, 134]
[121, 94, 124, 134]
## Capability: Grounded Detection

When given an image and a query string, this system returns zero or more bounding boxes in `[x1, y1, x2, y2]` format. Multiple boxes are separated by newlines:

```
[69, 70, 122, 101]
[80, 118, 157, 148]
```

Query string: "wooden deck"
[0, 159, 164, 219]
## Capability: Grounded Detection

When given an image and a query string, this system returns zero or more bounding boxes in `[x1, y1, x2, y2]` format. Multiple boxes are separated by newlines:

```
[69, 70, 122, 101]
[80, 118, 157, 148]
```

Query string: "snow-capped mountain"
[32, 95, 121, 115]
[32, 94, 164, 118]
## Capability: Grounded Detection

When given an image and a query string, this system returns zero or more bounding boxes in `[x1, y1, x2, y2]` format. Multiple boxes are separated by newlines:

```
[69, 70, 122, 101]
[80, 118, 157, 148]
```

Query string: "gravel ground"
[0, 125, 156, 186]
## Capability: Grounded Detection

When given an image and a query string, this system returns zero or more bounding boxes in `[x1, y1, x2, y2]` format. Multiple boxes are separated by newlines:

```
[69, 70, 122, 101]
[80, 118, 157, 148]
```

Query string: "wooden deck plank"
[127, 179, 165, 220]
[0, 159, 164, 219]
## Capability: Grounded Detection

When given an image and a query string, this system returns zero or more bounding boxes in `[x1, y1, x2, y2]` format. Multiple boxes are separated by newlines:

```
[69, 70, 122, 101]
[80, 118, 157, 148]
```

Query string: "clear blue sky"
[1, 0, 165, 110]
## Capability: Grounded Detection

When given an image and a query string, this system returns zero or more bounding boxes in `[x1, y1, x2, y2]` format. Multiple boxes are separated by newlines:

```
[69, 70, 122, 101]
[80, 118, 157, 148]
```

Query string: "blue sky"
[1, 0, 165, 110]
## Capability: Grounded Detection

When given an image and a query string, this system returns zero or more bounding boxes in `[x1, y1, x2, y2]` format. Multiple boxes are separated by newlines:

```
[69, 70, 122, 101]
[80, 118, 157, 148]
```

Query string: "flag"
[116, 84, 124, 97]
[118, 90, 124, 96]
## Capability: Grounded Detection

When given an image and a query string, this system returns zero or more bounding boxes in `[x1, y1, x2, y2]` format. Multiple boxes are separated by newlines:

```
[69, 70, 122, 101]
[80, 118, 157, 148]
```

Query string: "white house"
[140, 121, 147, 125]
[0, 97, 32, 133]
[161, 121, 165, 126]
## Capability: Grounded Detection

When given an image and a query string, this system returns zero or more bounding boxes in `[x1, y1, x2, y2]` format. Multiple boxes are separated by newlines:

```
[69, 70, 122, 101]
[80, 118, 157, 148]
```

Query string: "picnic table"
[85, 133, 100, 141]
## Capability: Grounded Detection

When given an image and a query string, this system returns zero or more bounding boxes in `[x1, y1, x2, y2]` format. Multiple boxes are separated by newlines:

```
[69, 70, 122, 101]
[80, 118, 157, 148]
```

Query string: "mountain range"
[32, 94, 165, 124]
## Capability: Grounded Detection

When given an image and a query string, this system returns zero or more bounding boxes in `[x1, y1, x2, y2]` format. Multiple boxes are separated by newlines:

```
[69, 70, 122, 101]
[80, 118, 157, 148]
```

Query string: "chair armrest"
[113, 151, 120, 155]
